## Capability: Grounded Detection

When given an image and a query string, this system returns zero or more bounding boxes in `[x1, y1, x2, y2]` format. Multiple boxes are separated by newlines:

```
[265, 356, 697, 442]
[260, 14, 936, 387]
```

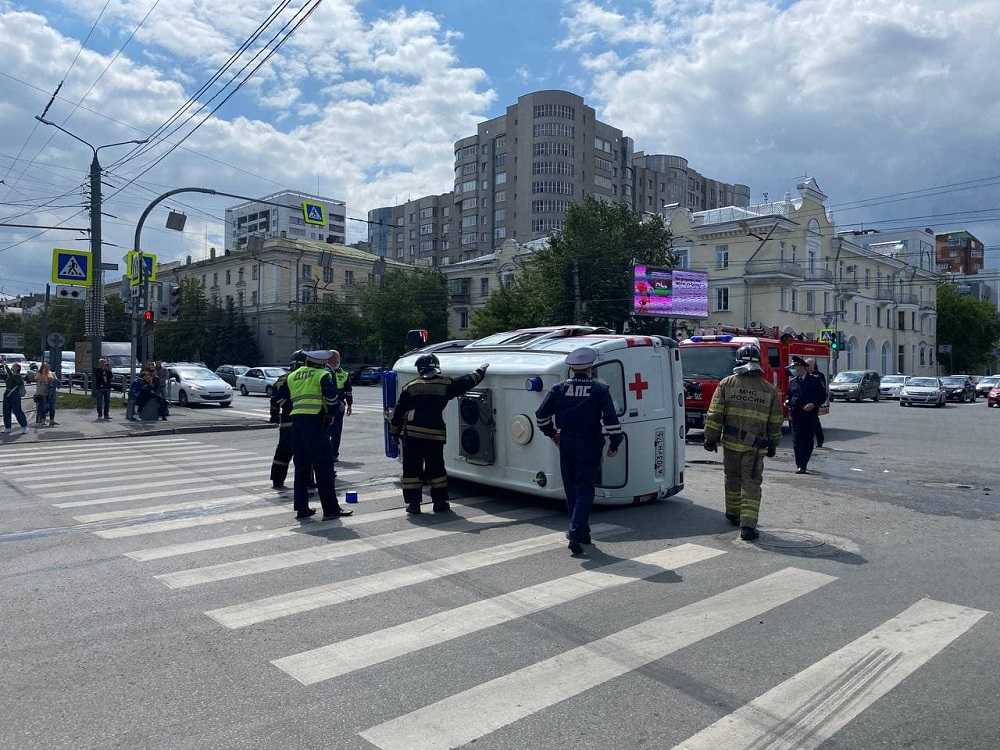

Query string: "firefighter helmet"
[415, 353, 441, 376]
[735, 344, 761, 365]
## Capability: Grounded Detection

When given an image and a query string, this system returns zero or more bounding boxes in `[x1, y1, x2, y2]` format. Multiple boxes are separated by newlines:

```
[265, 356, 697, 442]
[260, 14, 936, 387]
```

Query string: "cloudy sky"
[2, 0, 999, 295]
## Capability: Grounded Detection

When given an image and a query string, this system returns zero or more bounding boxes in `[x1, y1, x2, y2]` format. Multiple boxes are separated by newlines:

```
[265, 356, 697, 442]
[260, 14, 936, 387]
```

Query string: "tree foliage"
[471, 197, 674, 337]
[936, 283, 1000, 373]
[293, 293, 366, 359]
[359, 269, 448, 364]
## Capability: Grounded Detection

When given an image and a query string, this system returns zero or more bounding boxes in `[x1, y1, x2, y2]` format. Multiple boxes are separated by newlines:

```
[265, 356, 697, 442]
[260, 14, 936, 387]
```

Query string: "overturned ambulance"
[384, 326, 686, 505]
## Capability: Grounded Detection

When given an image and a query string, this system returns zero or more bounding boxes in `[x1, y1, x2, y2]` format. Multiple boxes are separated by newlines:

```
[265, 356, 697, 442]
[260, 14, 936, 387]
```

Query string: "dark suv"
[940, 375, 977, 402]
[828, 370, 881, 402]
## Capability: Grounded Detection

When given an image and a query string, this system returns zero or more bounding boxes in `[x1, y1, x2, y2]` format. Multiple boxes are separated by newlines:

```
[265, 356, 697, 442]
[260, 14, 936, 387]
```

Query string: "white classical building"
[664, 179, 941, 376]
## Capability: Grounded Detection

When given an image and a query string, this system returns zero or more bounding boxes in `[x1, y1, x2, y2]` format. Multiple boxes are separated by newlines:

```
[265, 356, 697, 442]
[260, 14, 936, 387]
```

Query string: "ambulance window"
[767, 347, 780, 368]
[593, 361, 626, 416]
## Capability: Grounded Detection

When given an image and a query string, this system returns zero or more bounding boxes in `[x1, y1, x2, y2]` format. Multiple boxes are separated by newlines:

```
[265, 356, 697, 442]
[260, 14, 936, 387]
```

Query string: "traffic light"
[142, 309, 154, 334]
[167, 283, 181, 320]
[831, 334, 839, 351]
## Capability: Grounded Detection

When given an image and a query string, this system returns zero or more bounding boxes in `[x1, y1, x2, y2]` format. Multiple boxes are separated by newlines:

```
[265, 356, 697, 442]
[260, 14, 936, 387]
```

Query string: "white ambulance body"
[391, 326, 686, 505]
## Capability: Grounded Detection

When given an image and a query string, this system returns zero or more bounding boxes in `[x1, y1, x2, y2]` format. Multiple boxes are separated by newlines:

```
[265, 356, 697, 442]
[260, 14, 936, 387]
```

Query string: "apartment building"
[935, 229, 985, 275]
[369, 89, 749, 268]
[665, 178, 940, 376]
[224, 190, 347, 253]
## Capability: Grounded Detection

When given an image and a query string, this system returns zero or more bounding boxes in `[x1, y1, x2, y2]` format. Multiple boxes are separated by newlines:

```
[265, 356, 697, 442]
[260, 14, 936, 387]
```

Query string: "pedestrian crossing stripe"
[359, 568, 837, 750]
[5, 446, 238, 475]
[274, 543, 726, 685]
[32, 455, 268, 490]
[0, 437, 192, 460]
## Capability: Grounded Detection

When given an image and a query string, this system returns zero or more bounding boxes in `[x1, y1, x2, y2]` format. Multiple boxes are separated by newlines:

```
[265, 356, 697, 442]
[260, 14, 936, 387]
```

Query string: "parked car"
[236, 367, 287, 396]
[215, 365, 249, 386]
[899, 377, 947, 408]
[352, 365, 384, 386]
[988, 387, 1000, 408]
[163, 364, 233, 407]
[975, 376, 999, 399]
[940, 375, 977, 402]
[828, 370, 881, 402]
[879, 374, 909, 399]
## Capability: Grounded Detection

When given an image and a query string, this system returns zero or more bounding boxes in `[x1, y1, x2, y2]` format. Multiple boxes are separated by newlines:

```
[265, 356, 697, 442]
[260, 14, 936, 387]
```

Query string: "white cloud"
[558, 0, 667, 49]
[0, 4, 495, 292]
[567, 0, 1000, 252]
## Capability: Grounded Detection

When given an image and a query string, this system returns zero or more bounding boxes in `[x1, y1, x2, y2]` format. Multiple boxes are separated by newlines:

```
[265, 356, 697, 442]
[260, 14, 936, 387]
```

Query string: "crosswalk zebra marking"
[125, 494, 487, 561]
[274, 543, 725, 685]
[155, 510, 555, 589]
[359, 567, 837, 750]
[55, 478, 280, 508]
[43, 463, 281, 499]
[74, 493, 277, 523]
[0, 437, 192, 459]
[7, 447, 239, 475]
[30, 455, 271, 489]
[671, 597, 988, 750]
[206, 521, 625, 629]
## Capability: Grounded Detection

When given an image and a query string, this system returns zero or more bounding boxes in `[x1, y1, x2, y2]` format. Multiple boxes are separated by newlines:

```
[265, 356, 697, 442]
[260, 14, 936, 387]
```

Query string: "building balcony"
[874, 286, 895, 302]
[836, 279, 860, 296]
[745, 260, 804, 279]
[801, 268, 834, 284]
[449, 292, 470, 304]
[896, 293, 919, 307]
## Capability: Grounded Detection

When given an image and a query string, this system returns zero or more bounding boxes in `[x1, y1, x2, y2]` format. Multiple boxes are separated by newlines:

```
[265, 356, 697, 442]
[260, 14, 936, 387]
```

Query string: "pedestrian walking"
[126, 371, 144, 421]
[282, 350, 353, 520]
[807, 358, 826, 448]
[702, 344, 783, 541]
[270, 350, 307, 489]
[3, 362, 29, 434]
[389, 354, 487, 515]
[34, 363, 58, 427]
[786, 355, 827, 474]
[94, 358, 113, 421]
[325, 350, 353, 468]
[535, 347, 624, 555]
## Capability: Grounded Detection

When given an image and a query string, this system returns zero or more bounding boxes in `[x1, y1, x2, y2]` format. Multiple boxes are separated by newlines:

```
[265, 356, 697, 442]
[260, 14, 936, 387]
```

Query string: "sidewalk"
[1, 393, 273, 444]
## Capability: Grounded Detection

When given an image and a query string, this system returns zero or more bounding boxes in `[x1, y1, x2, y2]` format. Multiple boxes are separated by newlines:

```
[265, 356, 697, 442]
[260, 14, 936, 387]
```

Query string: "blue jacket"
[787, 373, 826, 414]
[535, 376, 624, 450]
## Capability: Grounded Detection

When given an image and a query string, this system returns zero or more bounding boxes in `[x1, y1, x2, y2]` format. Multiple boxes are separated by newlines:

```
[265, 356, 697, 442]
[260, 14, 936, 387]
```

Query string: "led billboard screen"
[633, 266, 709, 319]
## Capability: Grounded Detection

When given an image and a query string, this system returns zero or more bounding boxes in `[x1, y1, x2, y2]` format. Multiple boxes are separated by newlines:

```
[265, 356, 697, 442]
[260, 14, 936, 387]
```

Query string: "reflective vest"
[334, 368, 349, 390]
[288, 366, 329, 416]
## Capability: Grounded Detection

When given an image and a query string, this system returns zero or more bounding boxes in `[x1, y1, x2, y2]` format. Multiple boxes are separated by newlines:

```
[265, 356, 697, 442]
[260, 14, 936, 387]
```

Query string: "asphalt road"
[2, 387, 999, 749]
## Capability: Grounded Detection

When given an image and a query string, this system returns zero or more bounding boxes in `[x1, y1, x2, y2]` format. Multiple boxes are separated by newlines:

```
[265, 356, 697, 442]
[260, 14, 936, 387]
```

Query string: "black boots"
[725, 513, 740, 526]
[740, 526, 759, 541]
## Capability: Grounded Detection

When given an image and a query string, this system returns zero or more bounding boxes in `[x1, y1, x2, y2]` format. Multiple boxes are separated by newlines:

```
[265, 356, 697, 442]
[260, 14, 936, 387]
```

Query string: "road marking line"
[671, 598, 989, 750]
[30, 455, 270, 489]
[274, 543, 724, 684]
[74, 494, 279, 522]
[42, 462, 270, 497]
[155, 510, 554, 589]
[359, 568, 837, 750]
[208, 520, 624, 629]
[90, 484, 402, 536]
[125, 489, 429, 560]
[217, 409, 271, 418]
[7, 447, 237, 475]
[0, 437, 192, 459]
[49, 469, 362, 504]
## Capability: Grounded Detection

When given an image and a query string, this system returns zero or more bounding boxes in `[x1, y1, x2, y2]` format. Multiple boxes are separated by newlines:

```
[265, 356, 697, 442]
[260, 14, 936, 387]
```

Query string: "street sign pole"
[40, 283, 50, 367]
[89, 151, 103, 383]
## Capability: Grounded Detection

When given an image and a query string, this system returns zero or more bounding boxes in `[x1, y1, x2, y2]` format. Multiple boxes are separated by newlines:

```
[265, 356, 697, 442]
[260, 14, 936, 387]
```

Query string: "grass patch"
[54, 392, 126, 410]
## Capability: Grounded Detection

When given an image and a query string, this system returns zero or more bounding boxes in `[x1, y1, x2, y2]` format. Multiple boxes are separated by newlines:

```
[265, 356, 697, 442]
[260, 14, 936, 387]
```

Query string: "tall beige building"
[665, 179, 940, 376]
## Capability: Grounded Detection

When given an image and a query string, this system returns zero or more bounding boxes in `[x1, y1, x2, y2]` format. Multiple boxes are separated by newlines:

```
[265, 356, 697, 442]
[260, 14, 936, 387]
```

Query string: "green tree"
[471, 198, 674, 337]
[293, 293, 366, 359]
[103, 296, 130, 342]
[936, 283, 1000, 373]
[360, 269, 448, 364]
[155, 279, 211, 363]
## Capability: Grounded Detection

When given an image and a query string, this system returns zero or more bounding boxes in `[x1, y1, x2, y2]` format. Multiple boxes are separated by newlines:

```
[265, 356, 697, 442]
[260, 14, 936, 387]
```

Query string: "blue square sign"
[51, 248, 91, 287]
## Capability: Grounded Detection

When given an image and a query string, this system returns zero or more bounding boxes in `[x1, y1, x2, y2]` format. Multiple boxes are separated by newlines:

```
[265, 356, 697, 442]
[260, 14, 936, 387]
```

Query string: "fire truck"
[384, 326, 686, 505]
[679, 326, 831, 433]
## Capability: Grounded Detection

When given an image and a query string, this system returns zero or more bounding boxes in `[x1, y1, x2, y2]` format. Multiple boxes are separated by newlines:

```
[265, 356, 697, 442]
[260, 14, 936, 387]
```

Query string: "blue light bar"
[525, 376, 543, 392]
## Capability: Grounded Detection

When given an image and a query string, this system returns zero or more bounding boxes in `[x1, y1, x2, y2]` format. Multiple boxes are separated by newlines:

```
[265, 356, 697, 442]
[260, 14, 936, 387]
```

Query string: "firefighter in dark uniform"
[284, 350, 353, 520]
[535, 347, 624, 555]
[326, 350, 353, 467]
[703, 343, 783, 540]
[389, 353, 487, 514]
[786, 354, 827, 474]
[270, 350, 306, 489]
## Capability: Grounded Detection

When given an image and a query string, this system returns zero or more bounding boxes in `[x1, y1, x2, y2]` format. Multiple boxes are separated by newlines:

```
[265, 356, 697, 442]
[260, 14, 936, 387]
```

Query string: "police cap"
[566, 347, 598, 369]
[305, 349, 333, 364]
[789, 355, 808, 368]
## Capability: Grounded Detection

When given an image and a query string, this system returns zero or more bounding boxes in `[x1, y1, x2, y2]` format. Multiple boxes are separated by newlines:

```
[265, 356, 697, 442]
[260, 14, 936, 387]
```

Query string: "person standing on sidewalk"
[94, 358, 113, 421]
[3, 362, 29, 434]
[34, 362, 58, 427]
[806, 358, 826, 448]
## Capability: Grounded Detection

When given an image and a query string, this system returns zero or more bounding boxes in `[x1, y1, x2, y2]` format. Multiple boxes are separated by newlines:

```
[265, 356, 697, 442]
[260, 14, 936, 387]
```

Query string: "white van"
[388, 326, 686, 505]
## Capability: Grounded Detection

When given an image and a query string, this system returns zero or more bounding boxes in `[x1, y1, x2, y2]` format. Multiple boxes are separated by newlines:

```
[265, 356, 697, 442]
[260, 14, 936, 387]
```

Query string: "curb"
[7, 421, 276, 444]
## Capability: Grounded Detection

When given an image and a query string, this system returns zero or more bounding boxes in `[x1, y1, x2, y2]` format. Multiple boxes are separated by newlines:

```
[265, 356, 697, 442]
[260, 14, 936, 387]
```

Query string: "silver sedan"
[236, 367, 287, 397]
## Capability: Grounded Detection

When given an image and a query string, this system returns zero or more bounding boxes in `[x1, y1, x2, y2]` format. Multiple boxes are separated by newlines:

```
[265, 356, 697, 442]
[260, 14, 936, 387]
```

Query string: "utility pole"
[34, 117, 146, 380]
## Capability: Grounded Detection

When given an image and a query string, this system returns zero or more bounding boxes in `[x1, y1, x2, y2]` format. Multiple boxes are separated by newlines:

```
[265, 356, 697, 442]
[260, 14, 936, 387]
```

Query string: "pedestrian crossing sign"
[125, 250, 158, 286]
[51, 248, 92, 287]
[818, 328, 835, 345]
[302, 200, 326, 226]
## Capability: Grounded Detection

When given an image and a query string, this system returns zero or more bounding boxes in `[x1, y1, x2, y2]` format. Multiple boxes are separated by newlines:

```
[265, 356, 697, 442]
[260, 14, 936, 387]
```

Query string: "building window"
[495, 172, 507, 185]
[594, 174, 614, 190]
[420, 206, 434, 219]
[212, 272, 218, 287]
[459, 310, 470, 329]
[461, 162, 477, 176]
[533, 141, 574, 158]
[494, 208, 506, 223]
[494, 226, 506, 240]
[501, 271, 514, 289]
[806, 290, 815, 312]
[791, 289, 798, 312]
[533, 122, 575, 138]
[237, 291, 244, 308]
[595, 156, 614, 173]
[323, 265, 334, 283]
[531, 218, 564, 234]
[420, 223, 433, 235]
[866, 305, 871, 326]
[442, 206, 450, 218]
[532, 161, 575, 176]
[462, 214, 478, 228]
[533, 103, 575, 119]
[715, 287, 730, 311]
[779, 287, 787, 310]
[594, 136, 613, 153]
[877, 307, 882, 328]
[673, 248, 689, 269]
[531, 181, 574, 196]
[462, 231, 477, 246]
[854, 302, 859, 323]
[823, 291, 830, 312]
[344, 270, 354, 286]
[864, 268, 871, 288]
[251, 290, 258, 306]
[495, 135, 506, 151]
[715, 245, 729, 269]
[460, 179, 477, 193]
[420, 240, 433, 253]
[495, 191, 506, 203]
[251, 264, 258, 281]
[457, 145, 476, 161]
[531, 199, 571, 214]
[480, 278, 489, 296]
[225, 270, 232, 284]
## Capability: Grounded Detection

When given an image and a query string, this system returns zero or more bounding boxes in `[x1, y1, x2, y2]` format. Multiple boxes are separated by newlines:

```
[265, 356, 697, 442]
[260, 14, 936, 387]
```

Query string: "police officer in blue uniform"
[786, 355, 827, 474]
[277, 350, 354, 520]
[535, 347, 624, 555]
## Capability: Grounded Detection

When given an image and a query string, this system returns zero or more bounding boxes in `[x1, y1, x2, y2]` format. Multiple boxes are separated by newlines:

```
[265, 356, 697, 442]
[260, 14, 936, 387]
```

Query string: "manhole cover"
[733, 528, 863, 561]
[756, 530, 827, 550]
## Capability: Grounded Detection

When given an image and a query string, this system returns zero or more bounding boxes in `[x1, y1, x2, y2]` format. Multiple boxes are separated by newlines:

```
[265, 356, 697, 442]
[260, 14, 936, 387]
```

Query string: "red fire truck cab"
[679, 327, 831, 433]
